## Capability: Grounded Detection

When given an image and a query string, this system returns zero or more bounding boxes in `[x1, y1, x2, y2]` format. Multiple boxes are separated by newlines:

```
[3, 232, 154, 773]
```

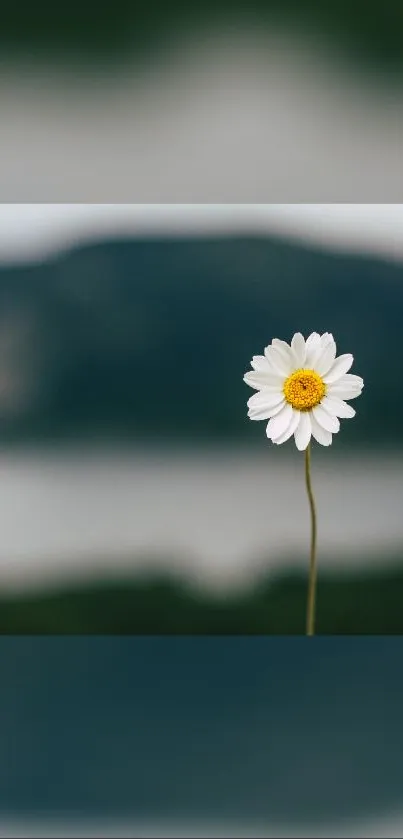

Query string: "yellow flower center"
[283, 368, 326, 411]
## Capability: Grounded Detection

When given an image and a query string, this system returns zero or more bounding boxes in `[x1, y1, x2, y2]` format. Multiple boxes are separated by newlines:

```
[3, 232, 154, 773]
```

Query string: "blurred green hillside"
[2, 557, 403, 633]
[0, 234, 400, 447]
[2, 0, 403, 74]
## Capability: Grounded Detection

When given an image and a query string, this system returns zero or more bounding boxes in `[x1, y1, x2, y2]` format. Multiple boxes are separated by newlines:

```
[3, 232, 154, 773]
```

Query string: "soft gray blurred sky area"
[1, 203, 403, 263]
[2, 30, 403, 202]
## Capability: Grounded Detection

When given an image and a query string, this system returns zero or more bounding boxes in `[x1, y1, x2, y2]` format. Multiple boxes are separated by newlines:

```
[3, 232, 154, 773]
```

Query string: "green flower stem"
[305, 442, 318, 636]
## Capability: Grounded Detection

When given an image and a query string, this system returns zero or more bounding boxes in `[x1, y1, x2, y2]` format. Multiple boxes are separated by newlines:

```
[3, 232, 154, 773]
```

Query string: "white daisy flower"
[244, 332, 364, 450]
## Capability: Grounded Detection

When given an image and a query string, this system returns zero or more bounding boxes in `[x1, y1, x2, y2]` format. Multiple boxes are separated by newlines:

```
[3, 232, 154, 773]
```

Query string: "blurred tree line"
[1, 0, 403, 74]
[1, 557, 403, 633]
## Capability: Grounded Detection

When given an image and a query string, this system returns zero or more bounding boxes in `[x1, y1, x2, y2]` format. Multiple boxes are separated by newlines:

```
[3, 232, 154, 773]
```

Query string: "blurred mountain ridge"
[0, 233, 399, 446]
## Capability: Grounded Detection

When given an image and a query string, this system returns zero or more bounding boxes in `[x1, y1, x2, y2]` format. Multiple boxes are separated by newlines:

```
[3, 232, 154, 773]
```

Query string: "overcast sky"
[0, 204, 402, 264]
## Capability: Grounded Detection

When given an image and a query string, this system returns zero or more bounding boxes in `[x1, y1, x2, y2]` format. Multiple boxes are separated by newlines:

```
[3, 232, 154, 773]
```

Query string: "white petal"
[321, 395, 356, 418]
[323, 354, 354, 384]
[266, 403, 294, 439]
[305, 333, 323, 367]
[248, 393, 285, 420]
[329, 385, 362, 401]
[265, 343, 293, 376]
[305, 332, 320, 349]
[248, 399, 285, 421]
[314, 341, 337, 376]
[320, 332, 334, 347]
[338, 373, 364, 388]
[272, 338, 294, 360]
[271, 409, 301, 445]
[312, 404, 340, 433]
[244, 370, 284, 390]
[250, 355, 271, 372]
[311, 413, 332, 446]
[294, 411, 312, 451]
[291, 332, 306, 367]
[247, 389, 283, 407]
[328, 373, 363, 400]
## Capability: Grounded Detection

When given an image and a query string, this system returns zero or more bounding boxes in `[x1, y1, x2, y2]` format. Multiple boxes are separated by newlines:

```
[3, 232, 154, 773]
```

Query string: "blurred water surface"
[0, 445, 401, 592]
[0, 638, 403, 835]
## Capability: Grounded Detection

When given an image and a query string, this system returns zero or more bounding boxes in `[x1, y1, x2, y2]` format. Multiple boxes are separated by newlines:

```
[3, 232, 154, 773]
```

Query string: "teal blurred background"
[1, 637, 403, 838]
[0, 204, 401, 634]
